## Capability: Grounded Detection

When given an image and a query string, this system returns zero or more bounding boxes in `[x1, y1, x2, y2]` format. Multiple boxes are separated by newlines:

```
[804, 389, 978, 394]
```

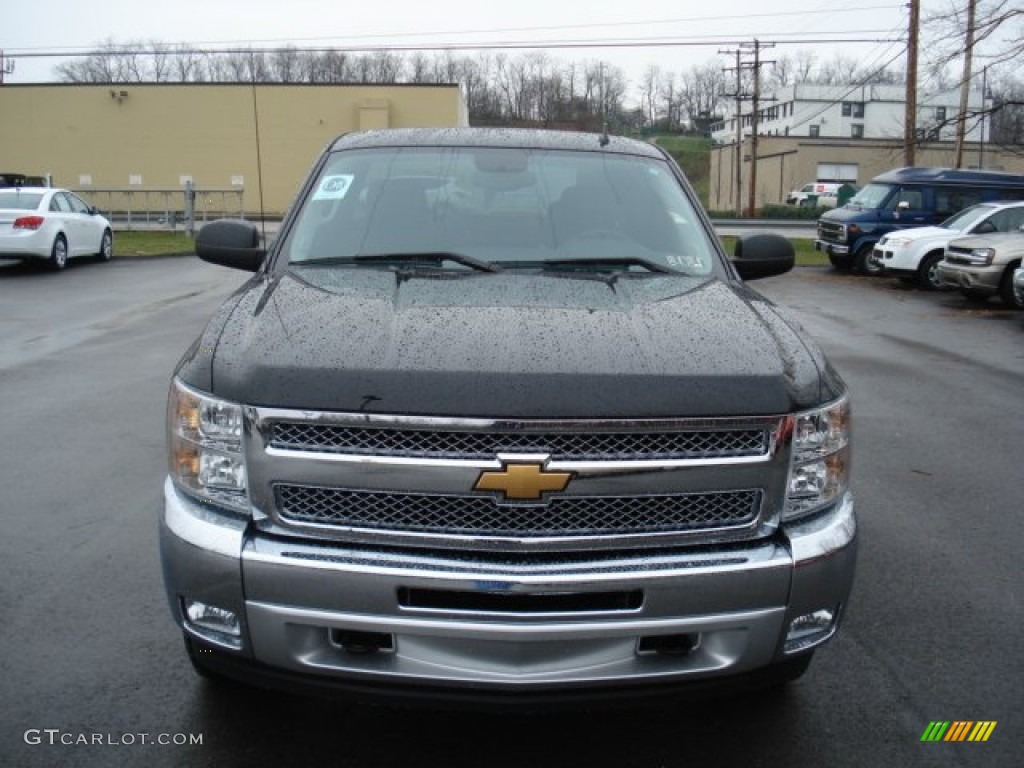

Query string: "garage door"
[817, 163, 858, 183]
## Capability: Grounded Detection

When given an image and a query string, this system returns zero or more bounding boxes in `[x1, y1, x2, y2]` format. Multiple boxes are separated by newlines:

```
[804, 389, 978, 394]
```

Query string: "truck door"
[882, 186, 930, 229]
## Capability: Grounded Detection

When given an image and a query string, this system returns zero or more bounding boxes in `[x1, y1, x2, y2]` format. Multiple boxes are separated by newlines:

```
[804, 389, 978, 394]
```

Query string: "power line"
[6, 35, 906, 60]
[2, 5, 908, 54]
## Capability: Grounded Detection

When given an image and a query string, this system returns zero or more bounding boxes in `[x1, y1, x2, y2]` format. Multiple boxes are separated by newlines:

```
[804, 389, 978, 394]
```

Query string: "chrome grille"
[269, 423, 768, 460]
[817, 220, 844, 242]
[944, 247, 973, 265]
[275, 485, 761, 537]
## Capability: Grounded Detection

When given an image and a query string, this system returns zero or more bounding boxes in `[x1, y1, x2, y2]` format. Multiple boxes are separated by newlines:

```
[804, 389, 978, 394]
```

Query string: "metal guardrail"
[70, 187, 245, 231]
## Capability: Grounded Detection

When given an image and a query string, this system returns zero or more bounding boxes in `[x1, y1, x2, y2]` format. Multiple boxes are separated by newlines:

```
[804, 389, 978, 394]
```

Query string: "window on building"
[809, 124, 820, 138]
[935, 107, 947, 122]
[851, 124, 864, 139]
[842, 102, 865, 117]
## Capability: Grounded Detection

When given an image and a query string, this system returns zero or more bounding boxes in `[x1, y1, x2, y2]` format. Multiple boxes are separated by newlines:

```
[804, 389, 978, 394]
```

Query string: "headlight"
[168, 378, 249, 513]
[965, 247, 995, 266]
[885, 237, 912, 248]
[784, 396, 851, 522]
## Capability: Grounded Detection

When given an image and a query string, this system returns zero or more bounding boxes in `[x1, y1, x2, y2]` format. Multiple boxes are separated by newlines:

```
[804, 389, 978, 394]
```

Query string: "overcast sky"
[4, 0, 984, 100]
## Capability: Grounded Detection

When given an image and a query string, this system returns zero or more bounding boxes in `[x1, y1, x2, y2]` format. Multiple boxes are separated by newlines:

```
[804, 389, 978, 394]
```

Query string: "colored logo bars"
[921, 721, 997, 742]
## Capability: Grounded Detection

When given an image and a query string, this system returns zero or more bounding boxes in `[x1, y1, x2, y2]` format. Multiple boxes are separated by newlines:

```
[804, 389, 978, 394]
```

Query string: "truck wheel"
[828, 253, 852, 272]
[916, 252, 945, 290]
[854, 245, 882, 275]
[999, 265, 1023, 309]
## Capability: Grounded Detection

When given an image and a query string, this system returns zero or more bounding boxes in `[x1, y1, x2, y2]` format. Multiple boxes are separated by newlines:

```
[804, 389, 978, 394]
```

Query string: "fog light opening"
[329, 629, 395, 654]
[784, 607, 839, 654]
[637, 633, 701, 656]
[182, 598, 242, 649]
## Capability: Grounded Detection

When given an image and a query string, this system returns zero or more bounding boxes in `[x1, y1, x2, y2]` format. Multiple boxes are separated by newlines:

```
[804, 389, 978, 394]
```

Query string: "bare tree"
[659, 72, 686, 131]
[432, 51, 460, 84]
[171, 44, 206, 82]
[680, 63, 726, 128]
[769, 53, 795, 90]
[149, 41, 172, 82]
[365, 50, 404, 83]
[407, 52, 432, 83]
[639, 64, 663, 128]
[793, 50, 817, 83]
[814, 54, 861, 85]
[271, 46, 301, 83]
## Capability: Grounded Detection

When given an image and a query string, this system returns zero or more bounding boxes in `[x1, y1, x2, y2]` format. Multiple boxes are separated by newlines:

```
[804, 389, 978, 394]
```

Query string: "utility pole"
[954, 0, 977, 168]
[979, 65, 988, 168]
[720, 49, 745, 217]
[742, 40, 774, 217]
[905, 0, 920, 166]
[721, 42, 775, 216]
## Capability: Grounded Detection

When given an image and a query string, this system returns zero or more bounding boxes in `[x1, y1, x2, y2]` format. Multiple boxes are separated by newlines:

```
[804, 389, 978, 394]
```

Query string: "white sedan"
[0, 187, 113, 270]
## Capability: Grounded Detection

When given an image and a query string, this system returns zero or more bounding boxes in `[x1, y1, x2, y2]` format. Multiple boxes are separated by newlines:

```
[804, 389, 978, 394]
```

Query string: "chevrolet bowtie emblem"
[473, 462, 573, 501]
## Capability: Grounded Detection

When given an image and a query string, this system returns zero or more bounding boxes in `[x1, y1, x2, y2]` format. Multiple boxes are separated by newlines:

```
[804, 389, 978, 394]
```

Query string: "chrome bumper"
[160, 478, 856, 690]
[815, 240, 849, 256]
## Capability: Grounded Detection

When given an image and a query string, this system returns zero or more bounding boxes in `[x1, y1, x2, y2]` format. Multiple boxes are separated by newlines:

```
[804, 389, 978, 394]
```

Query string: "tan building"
[0, 83, 468, 217]
[710, 137, 1024, 214]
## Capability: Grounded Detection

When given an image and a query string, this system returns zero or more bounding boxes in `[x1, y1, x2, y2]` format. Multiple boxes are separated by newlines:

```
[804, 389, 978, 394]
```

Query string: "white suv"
[870, 201, 1024, 289]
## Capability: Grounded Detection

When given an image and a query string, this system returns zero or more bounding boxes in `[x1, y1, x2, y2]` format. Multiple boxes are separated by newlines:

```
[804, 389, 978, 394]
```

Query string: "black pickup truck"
[161, 128, 856, 703]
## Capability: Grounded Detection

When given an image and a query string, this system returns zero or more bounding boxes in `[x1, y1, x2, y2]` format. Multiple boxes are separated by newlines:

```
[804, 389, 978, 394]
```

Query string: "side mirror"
[897, 200, 911, 211]
[195, 220, 265, 272]
[731, 234, 795, 280]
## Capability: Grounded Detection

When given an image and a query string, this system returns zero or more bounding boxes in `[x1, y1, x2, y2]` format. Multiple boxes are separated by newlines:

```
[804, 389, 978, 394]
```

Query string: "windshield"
[939, 204, 995, 231]
[846, 183, 894, 209]
[0, 191, 44, 210]
[281, 147, 717, 276]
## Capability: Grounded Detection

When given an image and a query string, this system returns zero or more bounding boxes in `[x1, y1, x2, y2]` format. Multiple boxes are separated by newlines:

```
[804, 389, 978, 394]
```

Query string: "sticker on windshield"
[312, 174, 355, 200]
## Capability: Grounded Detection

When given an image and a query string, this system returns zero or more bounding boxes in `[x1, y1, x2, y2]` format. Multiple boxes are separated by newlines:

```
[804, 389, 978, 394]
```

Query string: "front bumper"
[871, 243, 921, 273]
[815, 240, 849, 256]
[935, 261, 1002, 293]
[160, 478, 856, 694]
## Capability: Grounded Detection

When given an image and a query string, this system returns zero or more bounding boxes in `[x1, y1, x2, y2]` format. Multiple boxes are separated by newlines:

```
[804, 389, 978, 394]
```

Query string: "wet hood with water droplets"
[177, 269, 841, 418]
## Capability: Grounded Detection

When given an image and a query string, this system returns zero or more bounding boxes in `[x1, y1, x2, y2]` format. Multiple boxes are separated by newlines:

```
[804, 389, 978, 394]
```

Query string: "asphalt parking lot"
[1, 254, 1021, 768]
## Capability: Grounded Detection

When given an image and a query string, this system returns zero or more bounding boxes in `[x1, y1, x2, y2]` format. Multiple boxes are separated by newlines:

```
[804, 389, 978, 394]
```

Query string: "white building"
[710, 84, 987, 148]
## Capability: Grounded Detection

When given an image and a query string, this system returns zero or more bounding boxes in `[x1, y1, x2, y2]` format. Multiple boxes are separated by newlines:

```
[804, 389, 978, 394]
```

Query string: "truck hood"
[947, 232, 1024, 256]
[821, 205, 878, 223]
[182, 269, 838, 418]
[880, 225, 950, 243]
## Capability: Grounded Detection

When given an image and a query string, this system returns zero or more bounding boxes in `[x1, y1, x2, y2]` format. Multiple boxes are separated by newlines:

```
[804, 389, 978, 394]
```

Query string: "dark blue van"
[815, 167, 1024, 273]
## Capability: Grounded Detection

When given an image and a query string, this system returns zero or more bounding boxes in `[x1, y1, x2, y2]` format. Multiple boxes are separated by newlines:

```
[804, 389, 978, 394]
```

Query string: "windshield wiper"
[291, 252, 502, 273]
[538, 257, 676, 274]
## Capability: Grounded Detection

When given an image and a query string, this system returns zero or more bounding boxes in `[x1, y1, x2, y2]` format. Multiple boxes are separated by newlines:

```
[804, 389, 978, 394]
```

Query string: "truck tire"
[828, 252, 853, 272]
[999, 265, 1023, 309]
[854, 244, 882, 275]
[916, 252, 945, 290]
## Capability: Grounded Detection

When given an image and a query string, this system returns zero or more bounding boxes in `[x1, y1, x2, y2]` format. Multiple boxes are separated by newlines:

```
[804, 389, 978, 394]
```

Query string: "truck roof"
[329, 128, 665, 158]
[873, 166, 1024, 187]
